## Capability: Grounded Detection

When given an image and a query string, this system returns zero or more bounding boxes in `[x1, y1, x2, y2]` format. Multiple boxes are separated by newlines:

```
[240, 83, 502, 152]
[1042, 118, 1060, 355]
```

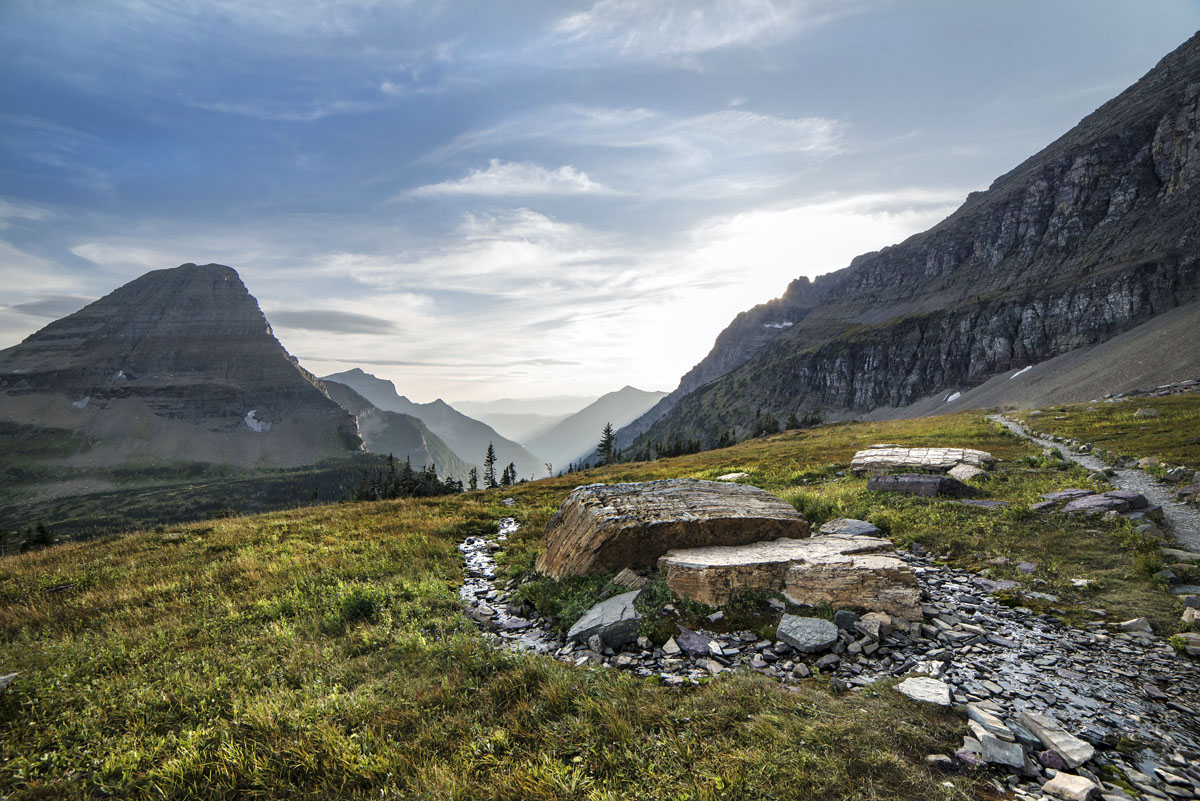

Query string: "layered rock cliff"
[625, 31, 1200, 452]
[0, 263, 362, 468]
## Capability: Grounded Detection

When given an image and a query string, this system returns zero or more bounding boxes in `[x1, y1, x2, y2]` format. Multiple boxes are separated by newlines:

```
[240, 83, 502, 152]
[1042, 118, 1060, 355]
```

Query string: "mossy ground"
[0, 411, 1190, 799]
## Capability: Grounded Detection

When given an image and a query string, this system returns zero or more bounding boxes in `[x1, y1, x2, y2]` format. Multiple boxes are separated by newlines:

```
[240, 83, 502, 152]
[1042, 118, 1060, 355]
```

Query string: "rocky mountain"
[471, 412, 568, 443]
[623, 31, 1200, 453]
[0, 263, 361, 469]
[323, 368, 546, 479]
[527, 385, 668, 470]
[324, 381, 473, 479]
[452, 395, 596, 418]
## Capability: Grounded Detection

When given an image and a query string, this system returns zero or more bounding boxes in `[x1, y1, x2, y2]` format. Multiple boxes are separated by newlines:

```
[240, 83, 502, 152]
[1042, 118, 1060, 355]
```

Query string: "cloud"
[313, 356, 580, 368]
[5, 295, 96, 318]
[187, 98, 388, 122]
[0, 198, 54, 229]
[268, 309, 399, 334]
[544, 0, 873, 64]
[407, 159, 614, 197]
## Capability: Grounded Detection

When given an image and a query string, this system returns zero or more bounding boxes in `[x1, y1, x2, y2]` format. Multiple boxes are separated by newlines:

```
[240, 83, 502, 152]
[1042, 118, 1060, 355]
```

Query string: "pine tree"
[467, 467, 478, 491]
[483, 442, 498, 488]
[597, 422, 616, 465]
[786, 410, 801, 430]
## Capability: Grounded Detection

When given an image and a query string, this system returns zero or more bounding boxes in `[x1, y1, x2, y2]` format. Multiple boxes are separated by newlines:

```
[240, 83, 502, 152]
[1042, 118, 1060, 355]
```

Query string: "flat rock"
[566, 589, 642, 648]
[980, 733, 1025, 768]
[1042, 772, 1101, 801]
[851, 446, 996, 475]
[674, 627, 714, 658]
[0, 673, 17, 693]
[659, 534, 911, 613]
[866, 473, 977, 498]
[536, 479, 810, 577]
[612, 567, 649, 590]
[1019, 709, 1095, 769]
[1062, 493, 1131, 514]
[776, 614, 838, 653]
[783, 547, 923, 621]
[1041, 489, 1095, 502]
[817, 518, 880, 537]
[949, 463, 988, 482]
[895, 676, 952, 705]
[715, 472, 749, 481]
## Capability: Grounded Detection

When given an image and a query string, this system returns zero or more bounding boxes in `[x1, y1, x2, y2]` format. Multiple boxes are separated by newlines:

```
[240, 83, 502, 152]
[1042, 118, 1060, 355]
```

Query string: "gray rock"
[833, 609, 859, 629]
[567, 590, 642, 648]
[1133, 407, 1161, 418]
[895, 676, 952, 706]
[866, 473, 977, 498]
[817, 518, 881, 537]
[949, 463, 988, 482]
[674, 627, 714, 658]
[776, 615, 839, 654]
[1019, 709, 1095, 769]
[1042, 772, 1101, 800]
[1118, 617, 1152, 633]
[980, 733, 1025, 768]
[0, 672, 16, 693]
[1062, 494, 1130, 514]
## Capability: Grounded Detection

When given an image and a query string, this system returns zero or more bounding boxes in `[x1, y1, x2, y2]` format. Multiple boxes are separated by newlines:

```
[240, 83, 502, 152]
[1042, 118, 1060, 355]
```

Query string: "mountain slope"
[323, 381, 473, 479]
[473, 412, 568, 443]
[626, 31, 1200, 452]
[322, 368, 546, 479]
[0, 263, 361, 469]
[526, 385, 668, 469]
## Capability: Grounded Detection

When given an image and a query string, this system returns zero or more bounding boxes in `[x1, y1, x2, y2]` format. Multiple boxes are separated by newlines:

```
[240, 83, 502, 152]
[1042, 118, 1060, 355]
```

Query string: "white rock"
[895, 676, 952, 706]
[1018, 709, 1094, 768]
[1042, 772, 1100, 800]
[1118, 617, 1152, 633]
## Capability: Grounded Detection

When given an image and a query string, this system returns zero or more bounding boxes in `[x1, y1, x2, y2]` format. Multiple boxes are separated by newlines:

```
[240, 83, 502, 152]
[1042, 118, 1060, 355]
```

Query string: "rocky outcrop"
[0, 263, 361, 468]
[850, 446, 996, 475]
[866, 474, 977, 499]
[782, 548, 922, 621]
[623, 33, 1200, 453]
[536, 479, 810, 578]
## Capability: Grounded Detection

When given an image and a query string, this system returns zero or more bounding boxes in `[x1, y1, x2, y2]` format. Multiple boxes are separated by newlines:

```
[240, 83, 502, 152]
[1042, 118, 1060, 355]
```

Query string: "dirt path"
[992, 415, 1200, 552]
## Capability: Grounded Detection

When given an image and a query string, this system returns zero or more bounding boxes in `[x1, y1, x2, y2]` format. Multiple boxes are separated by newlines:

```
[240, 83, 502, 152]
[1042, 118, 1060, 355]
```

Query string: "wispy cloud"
[0, 197, 54, 229]
[407, 159, 615, 197]
[3, 294, 96, 318]
[268, 309, 399, 334]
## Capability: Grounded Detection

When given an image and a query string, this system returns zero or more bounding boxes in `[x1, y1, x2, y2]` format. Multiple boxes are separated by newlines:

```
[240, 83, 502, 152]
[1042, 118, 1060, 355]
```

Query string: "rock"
[1019, 709, 1095, 769]
[612, 567, 649, 590]
[925, 754, 956, 771]
[1017, 561, 1038, 574]
[1103, 490, 1148, 509]
[1118, 617, 1152, 633]
[866, 473, 977, 498]
[980, 733, 1025, 768]
[662, 532, 902, 606]
[955, 747, 986, 768]
[967, 704, 1015, 741]
[1039, 749, 1068, 771]
[1133, 408, 1161, 418]
[813, 653, 841, 672]
[1176, 631, 1200, 656]
[1137, 457, 1160, 468]
[537, 479, 810, 577]
[851, 447, 996, 475]
[783, 546, 922, 621]
[674, 627, 714, 658]
[949, 463, 988, 482]
[1182, 606, 1200, 624]
[895, 676, 952, 706]
[1062, 493, 1132, 514]
[716, 472, 749, 481]
[1043, 772, 1101, 801]
[0, 672, 16, 693]
[661, 637, 681, 656]
[817, 518, 880, 537]
[833, 609, 859, 629]
[566, 590, 642, 648]
[776, 615, 839, 654]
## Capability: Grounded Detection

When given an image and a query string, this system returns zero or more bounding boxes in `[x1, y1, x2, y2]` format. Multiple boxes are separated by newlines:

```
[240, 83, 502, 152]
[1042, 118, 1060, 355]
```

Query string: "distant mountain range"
[452, 395, 596, 417]
[617, 30, 1200, 455]
[323, 368, 546, 479]
[526, 386, 668, 470]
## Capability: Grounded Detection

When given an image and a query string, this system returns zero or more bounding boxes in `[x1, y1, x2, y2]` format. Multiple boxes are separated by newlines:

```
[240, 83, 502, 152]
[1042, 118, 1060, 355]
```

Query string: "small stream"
[992, 415, 1200, 552]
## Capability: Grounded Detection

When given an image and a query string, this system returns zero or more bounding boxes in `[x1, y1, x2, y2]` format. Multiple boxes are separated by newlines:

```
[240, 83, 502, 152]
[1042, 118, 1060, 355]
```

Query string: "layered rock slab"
[851, 447, 996, 476]
[866, 473, 977, 498]
[536, 479, 809, 578]
[658, 534, 921, 620]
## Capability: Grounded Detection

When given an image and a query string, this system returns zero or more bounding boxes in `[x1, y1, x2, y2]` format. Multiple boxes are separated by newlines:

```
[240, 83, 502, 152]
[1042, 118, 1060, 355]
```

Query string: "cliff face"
[627, 31, 1200, 451]
[0, 263, 362, 467]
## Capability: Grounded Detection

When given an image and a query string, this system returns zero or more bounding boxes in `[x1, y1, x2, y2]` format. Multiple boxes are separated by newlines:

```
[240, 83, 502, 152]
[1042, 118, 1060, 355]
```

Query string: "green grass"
[1012, 392, 1200, 471]
[0, 411, 1191, 799]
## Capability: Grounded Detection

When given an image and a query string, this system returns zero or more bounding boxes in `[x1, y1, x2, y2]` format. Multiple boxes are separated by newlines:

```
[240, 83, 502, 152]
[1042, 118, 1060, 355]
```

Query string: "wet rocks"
[867, 473, 977, 498]
[851, 446, 996, 475]
[776, 614, 838, 653]
[566, 590, 643, 648]
[536, 479, 810, 578]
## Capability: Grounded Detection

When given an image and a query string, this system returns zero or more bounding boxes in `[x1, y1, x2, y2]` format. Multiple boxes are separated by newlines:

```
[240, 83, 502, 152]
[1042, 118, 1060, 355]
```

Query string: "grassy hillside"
[1, 412, 1191, 800]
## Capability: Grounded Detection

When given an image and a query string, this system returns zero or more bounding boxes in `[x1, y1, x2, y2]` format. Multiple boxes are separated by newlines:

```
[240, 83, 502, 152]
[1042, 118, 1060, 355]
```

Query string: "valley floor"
[1, 407, 1198, 799]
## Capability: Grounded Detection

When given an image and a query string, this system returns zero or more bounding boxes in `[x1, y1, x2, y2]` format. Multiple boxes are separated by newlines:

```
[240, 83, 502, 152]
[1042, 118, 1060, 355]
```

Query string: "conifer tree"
[467, 467, 478, 491]
[597, 422, 616, 465]
[483, 442, 498, 488]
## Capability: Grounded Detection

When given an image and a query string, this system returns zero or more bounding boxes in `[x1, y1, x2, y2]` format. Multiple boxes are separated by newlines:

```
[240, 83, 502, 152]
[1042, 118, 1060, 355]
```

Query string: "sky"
[1, 2, 1197, 403]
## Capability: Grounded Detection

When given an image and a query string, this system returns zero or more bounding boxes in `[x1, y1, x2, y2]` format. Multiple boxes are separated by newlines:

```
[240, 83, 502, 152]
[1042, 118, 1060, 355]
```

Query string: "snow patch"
[1010, 366, 1033, 380]
[944, 391, 962, 403]
[244, 410, 272, 433]
[72, 396, 90, 409]
[763, 321, 794, 329]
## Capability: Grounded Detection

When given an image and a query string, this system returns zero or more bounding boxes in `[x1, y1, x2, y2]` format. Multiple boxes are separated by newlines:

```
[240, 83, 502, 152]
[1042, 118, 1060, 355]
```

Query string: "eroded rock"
[537, 479, 809, 577]
[866, 473, 977, 498]
[851, 447, 996, 475]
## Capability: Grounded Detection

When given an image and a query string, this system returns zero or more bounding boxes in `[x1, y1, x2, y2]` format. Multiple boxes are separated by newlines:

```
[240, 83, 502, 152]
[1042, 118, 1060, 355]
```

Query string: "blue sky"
[1, 1, 1196, 401]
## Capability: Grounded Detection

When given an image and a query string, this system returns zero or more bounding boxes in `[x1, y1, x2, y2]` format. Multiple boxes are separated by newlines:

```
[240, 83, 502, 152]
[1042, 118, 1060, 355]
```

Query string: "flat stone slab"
[566, 589, 642, 648]
[784, 548, 923, 621]
[1019, 709, 1095, 769]
[536, 479, 810, 578]
[948, 463, 988, 482]
[866, 473, 977, 498]
[817, 518, 880, 537]
[658, 534, 896, 607]
[776, 614, 838, 653]
[1062, 493, 1131, 514]
[851, 446, 996, 475]
[895, 676, 952, 705]
[715, 472, 749, 481]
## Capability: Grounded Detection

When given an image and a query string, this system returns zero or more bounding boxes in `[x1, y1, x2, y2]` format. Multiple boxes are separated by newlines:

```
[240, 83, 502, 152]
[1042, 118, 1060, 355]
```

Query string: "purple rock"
[1103, 490, 1148, 509]
[674, 626, 714, 658]
[1040, 489, 1094, 501]
[955, 748, 986, 768]
[1038, 750, 1067, 771]
[1062, 494, 1130, 514]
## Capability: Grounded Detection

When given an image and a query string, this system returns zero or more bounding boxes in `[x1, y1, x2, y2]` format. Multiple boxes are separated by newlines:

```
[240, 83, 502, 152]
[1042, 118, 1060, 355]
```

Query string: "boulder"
[866, 473, 977, 498]
[1042, 772, 1101, 801]
[1133, 407, 1161, 418]
[851, 446, 996, 475]
[537, 479, 810, 577]
[783, 548, 922, 621]
[817, 518, 880, 537]
[674, 627, 714, 658]
[894, 676, 952, 705]
[658, 534, 893, 606]
[716, 472, 749, 481]
[948, 463, 988, 482]
[566, 590, 642, 648]
[776, 614, 839, 653]
[1018, 709, 1095, 768]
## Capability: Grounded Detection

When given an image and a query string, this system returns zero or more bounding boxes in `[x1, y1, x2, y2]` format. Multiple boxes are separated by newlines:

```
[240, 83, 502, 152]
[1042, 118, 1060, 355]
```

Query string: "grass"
[1011, 392, 1200, 471]
[0, 411, 1192, 799]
